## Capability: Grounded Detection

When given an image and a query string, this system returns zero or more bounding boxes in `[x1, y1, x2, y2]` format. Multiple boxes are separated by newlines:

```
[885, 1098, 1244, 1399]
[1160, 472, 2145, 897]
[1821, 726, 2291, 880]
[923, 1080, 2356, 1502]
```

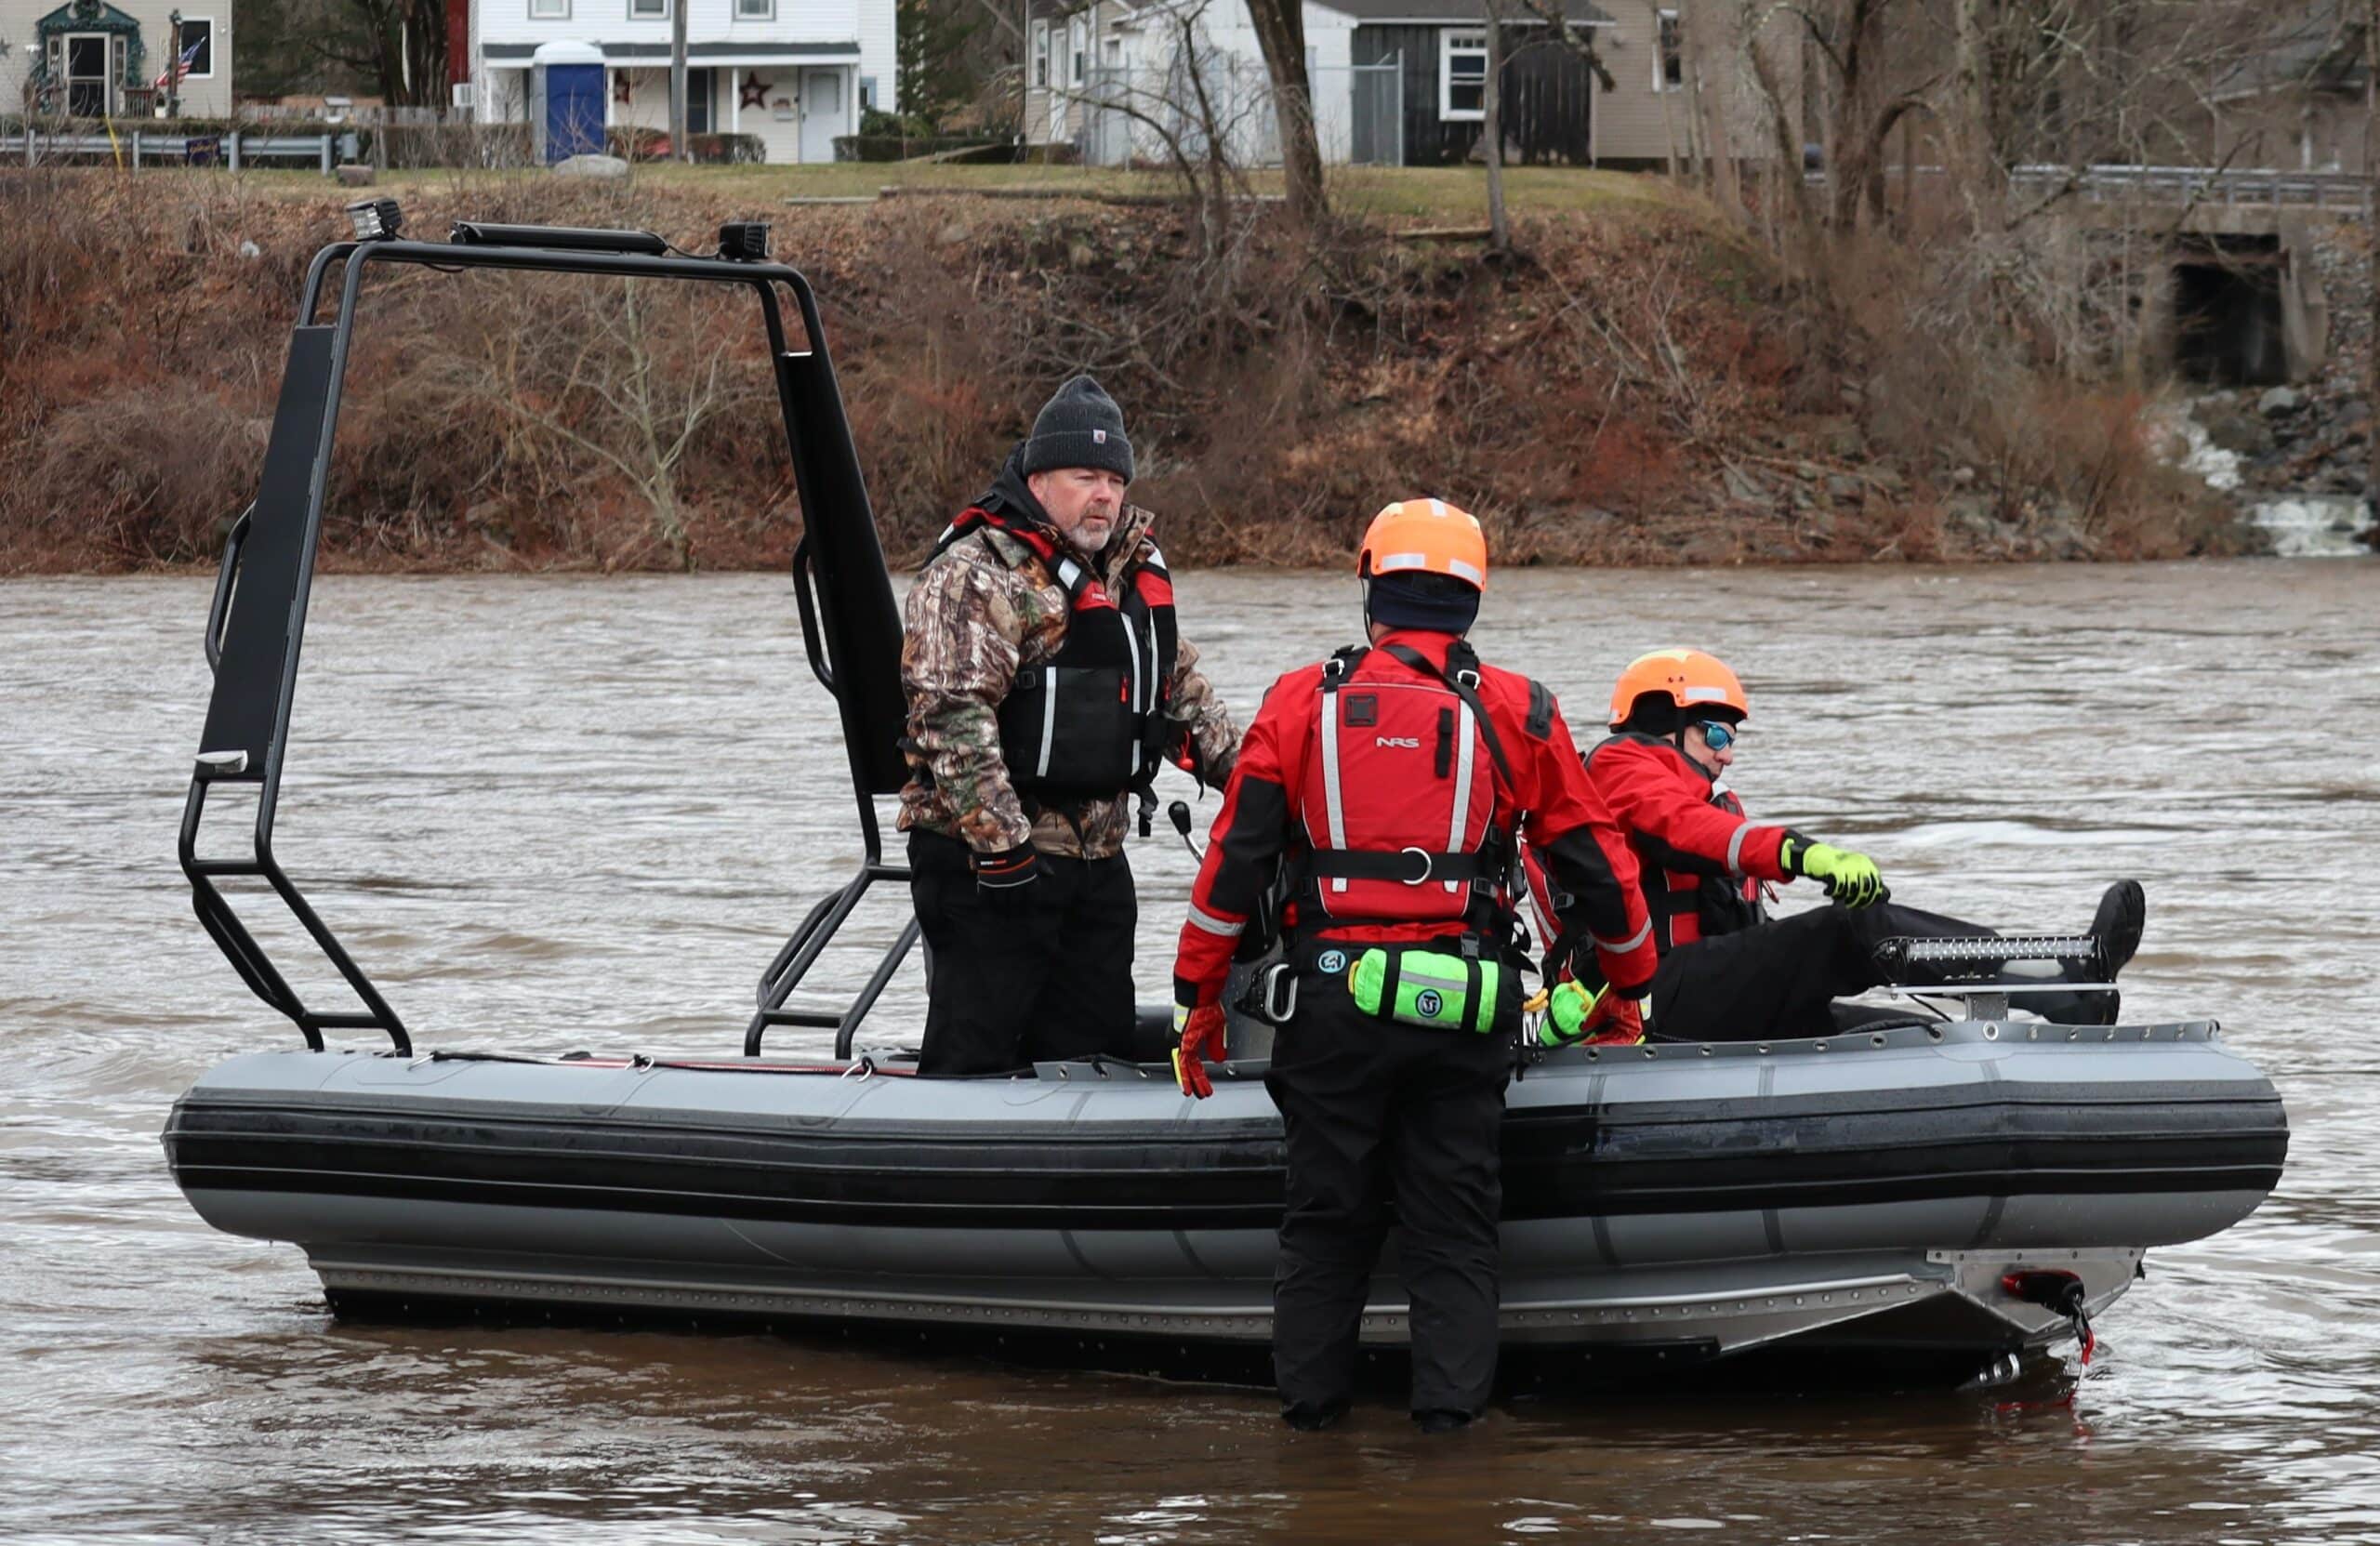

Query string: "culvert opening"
[2172, 234, 2288, 387]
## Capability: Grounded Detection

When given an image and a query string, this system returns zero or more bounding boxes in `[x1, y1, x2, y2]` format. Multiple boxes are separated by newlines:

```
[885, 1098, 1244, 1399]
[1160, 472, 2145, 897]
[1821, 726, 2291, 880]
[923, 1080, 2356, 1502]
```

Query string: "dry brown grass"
[0, 167, 2250, 574]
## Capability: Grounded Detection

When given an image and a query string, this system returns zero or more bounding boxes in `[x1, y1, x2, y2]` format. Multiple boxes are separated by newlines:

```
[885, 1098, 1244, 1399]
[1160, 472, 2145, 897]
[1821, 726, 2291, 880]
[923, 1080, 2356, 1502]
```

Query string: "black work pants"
[1652, 901, 2009, 1043]
[909, 830, 1137, 1076]
[1264, 958, 1515, 1419]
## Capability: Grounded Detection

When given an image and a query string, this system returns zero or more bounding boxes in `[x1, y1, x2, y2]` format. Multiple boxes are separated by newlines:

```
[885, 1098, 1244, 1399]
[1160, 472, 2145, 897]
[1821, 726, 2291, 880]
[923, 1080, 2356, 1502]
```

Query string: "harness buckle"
[1454, 667, 1482, 690]
[1397, 846, 1435, 885]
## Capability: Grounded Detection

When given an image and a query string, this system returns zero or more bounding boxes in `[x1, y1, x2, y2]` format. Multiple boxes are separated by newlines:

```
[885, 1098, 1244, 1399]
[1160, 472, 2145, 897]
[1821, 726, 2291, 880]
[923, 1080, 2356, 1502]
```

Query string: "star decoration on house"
[614, 73, 633, 105]
[739, 74, 772, 110]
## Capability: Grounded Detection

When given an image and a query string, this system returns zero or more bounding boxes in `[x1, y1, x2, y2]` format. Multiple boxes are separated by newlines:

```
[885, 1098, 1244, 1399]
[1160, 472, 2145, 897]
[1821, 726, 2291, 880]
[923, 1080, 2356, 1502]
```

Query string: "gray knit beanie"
[1019, 375, 1134, 482]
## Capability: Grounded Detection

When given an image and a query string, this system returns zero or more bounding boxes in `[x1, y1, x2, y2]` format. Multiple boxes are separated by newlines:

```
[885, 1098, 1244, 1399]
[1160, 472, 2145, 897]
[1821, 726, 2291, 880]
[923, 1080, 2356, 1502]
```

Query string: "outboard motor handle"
[1169, 799, 1205, 861]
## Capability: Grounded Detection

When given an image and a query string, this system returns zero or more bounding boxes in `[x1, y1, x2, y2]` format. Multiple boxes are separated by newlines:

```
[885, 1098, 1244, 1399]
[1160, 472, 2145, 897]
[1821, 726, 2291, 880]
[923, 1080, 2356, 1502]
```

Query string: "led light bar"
[1873, 933, 2105, 984]
[447, 222, 670, 256]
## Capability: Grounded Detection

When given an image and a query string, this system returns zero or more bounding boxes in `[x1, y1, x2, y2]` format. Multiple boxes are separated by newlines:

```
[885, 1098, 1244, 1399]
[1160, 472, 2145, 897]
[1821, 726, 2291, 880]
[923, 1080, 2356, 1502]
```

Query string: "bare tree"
[1042, 0, 1267, 252]
[1242, 0, 1328, 227]
[435, 278, 760, 569]
[1486, 0, 1511, 250]
[2368, 0, 2378, 507]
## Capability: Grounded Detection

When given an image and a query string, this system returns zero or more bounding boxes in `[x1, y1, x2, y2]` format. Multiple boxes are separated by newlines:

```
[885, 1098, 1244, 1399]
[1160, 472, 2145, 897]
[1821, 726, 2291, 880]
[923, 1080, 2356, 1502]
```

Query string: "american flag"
[152, 33, 202, 89]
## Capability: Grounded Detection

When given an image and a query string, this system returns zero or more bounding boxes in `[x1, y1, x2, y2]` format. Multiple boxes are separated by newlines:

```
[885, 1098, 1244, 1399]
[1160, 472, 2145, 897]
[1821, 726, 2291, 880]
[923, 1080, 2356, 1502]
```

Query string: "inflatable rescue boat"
[162, 214, 2287, 1381]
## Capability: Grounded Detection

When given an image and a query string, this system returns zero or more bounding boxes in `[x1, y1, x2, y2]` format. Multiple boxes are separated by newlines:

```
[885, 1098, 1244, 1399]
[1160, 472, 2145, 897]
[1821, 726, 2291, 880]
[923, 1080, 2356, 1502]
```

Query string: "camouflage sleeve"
[902, 556, 1034, 852]
[1168, 634, 1241, 789]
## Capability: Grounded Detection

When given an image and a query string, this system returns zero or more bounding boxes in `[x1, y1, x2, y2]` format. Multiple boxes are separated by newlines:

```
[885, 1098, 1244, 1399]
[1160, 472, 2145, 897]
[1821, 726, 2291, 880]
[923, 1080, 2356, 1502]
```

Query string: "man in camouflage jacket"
[899, 377, 1239, 1075]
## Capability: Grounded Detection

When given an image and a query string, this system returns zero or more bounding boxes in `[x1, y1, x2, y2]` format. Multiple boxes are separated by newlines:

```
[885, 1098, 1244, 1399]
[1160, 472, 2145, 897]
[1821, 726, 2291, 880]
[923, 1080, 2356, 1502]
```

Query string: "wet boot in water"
[1414, 1408, 1474, 1435]
[2024, 880, 2146, 1026]
[1282, 1399, 1348, 1433]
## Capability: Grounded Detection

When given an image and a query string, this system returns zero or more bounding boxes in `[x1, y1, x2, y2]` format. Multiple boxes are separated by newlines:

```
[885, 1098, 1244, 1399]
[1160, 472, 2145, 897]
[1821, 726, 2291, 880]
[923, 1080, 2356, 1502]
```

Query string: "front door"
[799, 68, 840, 163]
[686, 66, 713, 135]
[65, 34, 109, 117]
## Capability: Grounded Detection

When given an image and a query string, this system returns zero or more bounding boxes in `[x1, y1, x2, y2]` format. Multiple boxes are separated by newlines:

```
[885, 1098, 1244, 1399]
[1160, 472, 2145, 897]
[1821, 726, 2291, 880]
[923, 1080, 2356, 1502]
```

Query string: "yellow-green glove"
[1533, 979, 1650, 1048]
[1784, 837, 1887, 909]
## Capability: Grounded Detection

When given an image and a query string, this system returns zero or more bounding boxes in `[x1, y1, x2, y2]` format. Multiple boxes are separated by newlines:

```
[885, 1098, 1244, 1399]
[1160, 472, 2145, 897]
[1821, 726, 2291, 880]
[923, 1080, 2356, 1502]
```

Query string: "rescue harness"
[939, 506, 1181, 805]
[1295, 641, 1544, 942]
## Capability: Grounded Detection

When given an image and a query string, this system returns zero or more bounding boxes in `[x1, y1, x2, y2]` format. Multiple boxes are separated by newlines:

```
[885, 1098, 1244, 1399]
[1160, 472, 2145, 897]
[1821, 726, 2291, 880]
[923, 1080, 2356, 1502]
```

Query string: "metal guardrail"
[2008, 163, 2372, 213]
[5, 128, 357, 174]
[1808, 162, 2372, 215]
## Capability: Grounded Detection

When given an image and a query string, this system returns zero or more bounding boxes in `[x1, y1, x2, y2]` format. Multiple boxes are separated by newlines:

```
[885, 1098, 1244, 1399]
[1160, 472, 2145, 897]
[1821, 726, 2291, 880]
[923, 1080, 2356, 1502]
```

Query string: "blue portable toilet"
[530, 41, 608, 163]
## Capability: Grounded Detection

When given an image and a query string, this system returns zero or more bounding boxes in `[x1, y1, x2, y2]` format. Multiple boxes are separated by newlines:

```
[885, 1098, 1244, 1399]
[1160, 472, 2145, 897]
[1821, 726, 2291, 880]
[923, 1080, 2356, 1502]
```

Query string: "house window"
[860, 75, 877, 109]
[1440, 28, 1486, 121]
[173, 17, 215, 79]
[1068, 16, 1086, 86]
[735, 0, 774, 17]
[1031, 20, 1050, 86]
[629, 0, 668, 19]
[1657, 9, 1683, 90]
[529, 0, 569, 17]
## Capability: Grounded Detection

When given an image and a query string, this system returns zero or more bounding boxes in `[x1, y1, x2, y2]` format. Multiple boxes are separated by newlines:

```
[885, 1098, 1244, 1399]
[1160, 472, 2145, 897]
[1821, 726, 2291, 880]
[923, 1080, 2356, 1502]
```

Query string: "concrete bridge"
[2033, 165, 2367, 387]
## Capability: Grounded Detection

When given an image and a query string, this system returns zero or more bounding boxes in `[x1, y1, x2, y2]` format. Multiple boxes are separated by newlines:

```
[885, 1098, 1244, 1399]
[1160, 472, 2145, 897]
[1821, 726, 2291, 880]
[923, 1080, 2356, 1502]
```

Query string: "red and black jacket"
[1584, 731, 1793, 955]
[1172, 630, 1658, 1008]
[937, 503, 1180, 802]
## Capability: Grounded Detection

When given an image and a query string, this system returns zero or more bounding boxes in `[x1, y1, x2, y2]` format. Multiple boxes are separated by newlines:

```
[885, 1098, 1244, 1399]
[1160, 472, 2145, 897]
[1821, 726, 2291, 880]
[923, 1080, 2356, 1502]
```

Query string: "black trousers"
[908, 830, 1138, 1076]
[1264, 958, 1515, 1419]
[1651, 900, 2095, 1043]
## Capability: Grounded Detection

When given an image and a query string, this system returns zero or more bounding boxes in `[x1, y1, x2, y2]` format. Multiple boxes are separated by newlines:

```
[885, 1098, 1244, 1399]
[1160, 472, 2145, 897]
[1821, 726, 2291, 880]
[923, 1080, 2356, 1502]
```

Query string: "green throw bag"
[1346, 947, 1501, 1034]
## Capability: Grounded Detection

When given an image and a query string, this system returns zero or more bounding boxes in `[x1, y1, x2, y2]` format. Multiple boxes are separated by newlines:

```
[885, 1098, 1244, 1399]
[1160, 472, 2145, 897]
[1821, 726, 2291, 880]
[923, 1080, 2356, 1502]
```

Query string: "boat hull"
[163, 1019, 2286, 1368]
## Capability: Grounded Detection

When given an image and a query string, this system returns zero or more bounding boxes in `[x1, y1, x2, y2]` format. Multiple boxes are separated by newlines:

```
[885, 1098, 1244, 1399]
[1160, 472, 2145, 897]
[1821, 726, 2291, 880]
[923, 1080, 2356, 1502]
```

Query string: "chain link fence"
[1076, 56, 1402, 168]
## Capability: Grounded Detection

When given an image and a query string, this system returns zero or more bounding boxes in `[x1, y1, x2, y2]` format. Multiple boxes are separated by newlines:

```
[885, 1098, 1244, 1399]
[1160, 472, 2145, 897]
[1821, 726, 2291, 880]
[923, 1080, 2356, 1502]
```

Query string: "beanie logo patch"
[1092, 429, 1107, 443]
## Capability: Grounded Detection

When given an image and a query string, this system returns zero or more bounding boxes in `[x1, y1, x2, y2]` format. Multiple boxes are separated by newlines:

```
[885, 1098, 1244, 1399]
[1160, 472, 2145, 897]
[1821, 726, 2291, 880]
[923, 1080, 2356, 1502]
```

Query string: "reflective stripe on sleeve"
[1185, 903, 1246, 938]
[1725, 823, 1751, 877]
[1594, 918, 1654, 956]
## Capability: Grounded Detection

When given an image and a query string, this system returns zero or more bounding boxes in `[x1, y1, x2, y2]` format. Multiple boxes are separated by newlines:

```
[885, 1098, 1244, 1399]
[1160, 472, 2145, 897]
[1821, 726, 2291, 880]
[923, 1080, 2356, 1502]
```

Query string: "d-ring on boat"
[163, 208, 2288, 1385]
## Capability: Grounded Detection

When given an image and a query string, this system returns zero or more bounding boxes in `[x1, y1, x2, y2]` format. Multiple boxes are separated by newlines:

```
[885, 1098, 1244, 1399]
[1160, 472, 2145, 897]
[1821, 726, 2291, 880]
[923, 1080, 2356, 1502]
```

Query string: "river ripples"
[3, 562, 2375, 1543]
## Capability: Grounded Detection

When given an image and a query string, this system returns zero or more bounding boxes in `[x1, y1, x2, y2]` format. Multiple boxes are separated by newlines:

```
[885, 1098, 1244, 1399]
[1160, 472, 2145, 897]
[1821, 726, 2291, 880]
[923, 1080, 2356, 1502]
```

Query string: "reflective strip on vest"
[1037, 670, 1060, 780]
[1319, 688, 1350, 893]
[1444, 698, 1475, 896]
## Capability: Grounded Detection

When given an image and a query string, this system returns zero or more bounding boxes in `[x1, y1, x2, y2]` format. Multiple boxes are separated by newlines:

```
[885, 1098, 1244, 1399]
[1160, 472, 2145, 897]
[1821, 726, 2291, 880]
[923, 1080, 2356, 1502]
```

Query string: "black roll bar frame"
[184, 226, 916, 1059]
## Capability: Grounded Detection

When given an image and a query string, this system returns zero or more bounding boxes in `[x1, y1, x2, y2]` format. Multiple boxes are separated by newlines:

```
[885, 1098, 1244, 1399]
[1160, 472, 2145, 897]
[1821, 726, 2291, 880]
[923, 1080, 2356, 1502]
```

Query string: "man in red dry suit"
[1168, 499, 1659, 1434]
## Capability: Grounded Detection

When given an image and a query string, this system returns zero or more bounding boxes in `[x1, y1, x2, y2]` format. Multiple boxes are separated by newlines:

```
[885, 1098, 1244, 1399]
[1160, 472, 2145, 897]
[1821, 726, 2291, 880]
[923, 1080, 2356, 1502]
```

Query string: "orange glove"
[1171, 1002, 1227, 1098]
[1581, 990, 1650, 1046]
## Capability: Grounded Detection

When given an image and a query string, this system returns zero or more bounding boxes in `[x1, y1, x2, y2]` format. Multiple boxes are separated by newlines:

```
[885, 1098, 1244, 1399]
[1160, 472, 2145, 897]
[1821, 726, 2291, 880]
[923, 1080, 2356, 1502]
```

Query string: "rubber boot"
[2026, 881, 2145, 1026]
[1282, 1399, 1348, 1433]
[1414, 1408, 1474, 1435]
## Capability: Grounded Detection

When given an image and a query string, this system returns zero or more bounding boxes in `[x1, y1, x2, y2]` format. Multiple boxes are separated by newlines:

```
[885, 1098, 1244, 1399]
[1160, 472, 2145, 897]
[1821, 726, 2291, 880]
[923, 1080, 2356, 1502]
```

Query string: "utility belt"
[1258, 933, 1521, 1037]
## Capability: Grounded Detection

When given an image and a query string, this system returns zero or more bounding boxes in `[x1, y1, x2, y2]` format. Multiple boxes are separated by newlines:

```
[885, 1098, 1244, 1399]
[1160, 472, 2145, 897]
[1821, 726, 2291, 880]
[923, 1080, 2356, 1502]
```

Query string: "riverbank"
[0, 166, 2253, 574]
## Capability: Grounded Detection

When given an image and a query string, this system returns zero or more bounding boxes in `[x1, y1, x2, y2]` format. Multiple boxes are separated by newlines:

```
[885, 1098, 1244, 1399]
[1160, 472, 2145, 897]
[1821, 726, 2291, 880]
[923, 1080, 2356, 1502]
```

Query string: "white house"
[1034, 0, 1808, 171]
[2, 0, 231, 119]
[460, 0, 894, 163]
[1044, 0, 1617, 168]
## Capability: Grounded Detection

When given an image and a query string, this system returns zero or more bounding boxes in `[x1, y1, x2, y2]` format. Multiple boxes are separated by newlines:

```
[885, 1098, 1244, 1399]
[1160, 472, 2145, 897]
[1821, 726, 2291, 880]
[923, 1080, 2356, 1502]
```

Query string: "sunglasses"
[1691, 720, 1739, 752]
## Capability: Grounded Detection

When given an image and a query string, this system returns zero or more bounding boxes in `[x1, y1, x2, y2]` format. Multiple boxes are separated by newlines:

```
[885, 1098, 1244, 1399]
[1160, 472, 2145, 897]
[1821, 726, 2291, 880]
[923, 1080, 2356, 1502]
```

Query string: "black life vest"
[1294, 641, 1530, 937]
[939, 506, 1180, 802]
[1588, 730, 1765, 953]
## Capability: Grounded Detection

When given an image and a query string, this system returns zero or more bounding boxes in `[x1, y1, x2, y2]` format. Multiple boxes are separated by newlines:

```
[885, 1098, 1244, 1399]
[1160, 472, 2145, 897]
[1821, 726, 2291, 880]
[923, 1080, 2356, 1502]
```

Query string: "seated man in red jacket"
[1570, 649, 2144, 1040]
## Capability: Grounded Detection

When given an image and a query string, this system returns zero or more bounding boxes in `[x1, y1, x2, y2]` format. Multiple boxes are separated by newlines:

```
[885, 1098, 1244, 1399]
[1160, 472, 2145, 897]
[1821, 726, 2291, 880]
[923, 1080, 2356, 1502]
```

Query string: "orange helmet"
[1357, 498, 1488, 591]
[1608, 649, 1750, 729]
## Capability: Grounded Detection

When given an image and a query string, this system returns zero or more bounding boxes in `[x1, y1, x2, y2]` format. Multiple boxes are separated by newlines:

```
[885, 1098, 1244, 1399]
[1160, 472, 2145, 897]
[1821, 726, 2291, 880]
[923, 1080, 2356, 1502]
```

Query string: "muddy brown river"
[4, 561, 2376, 1543]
